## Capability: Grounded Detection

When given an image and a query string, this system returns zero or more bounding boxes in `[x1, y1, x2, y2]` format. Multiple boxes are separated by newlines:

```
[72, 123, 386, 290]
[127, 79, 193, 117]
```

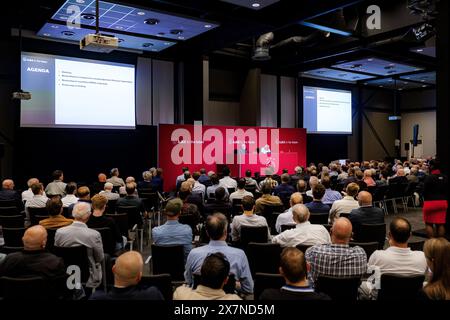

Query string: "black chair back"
[240, 226, 268, 246]
[28, 207, 49, 225]
[254, 273, 285, 300]
[378, 274, 425, 300]
[116, 205, 143, 229]
[193, 273, 236, 294]
[140, 274, 172, 301]
[244, 185, 257, 196]
[267, 212, 280, 235]
[0, 276, 46, 300]
[357, 223, 386, 249]
[0, 214, 24, 228]
[92, 227, 116, 255]
[349, 241, 379, 259]
[178, 214, 197, 237]
[2, 227, 26, 248]
[262, 204, 285, 219]
[315, 276, 361, 300]
[246, 243, 282, 276]
[53, 246, 90, 283]
[386, 183, 408, 199]
[105, 199, 117, 215]
[46, 228, 58, 252]
[0, 206, 20, 216]
[339, 212, 350, 219]
[140, 192, 159, 212]
[227, 188, 236, 195]
[151, 244, 185, 281]
[105, 213, 129, 238]
[232, 198, 243, 216]
[372, 185, 388, 202]
[281, 224, 296, 232]
[0, 200, 18, 208]
[295, 244, 312, 254]
[408, 240, 425, 251]
[309, 212, 329, 225]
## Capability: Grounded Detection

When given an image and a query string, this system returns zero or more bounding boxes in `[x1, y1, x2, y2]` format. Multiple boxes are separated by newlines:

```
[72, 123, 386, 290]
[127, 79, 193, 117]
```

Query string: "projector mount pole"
[95, 0, 99, 35]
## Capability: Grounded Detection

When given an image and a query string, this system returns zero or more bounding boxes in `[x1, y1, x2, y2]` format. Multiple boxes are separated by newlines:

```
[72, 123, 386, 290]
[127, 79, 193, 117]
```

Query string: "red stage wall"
[158, 124, 307, 192]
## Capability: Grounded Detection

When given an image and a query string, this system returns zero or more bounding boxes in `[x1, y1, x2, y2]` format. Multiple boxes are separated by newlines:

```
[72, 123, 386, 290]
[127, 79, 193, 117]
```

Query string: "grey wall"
[259, 74, 277, 127]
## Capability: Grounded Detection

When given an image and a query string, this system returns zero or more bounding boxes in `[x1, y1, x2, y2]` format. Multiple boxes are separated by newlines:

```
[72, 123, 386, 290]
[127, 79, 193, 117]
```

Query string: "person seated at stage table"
[198, 168, 212, 187]
[255, 183, 283, 215]
[100, 182, 120, 201]
[259, 247, 330, 301]
[231, 196, 269, 243]
[39, 197, 73, 229]
[206, 174, 229, 200]
[274, 173, 295, 198]
[90, 251, 163, 300]
[174, 252, 241, 300]
[219, 166, 237, 191]
[296, 179, 313, 204]
[119, 177, 139, 197]
[272, 204, 330, 247]
[192, 171, 206, 200]
[204, 187, 232, 218]
[90, 173, 107, 196]
[22, 178, 45, 204]
[151, 168, 164, 193]
[329, 182, 360, 224]
[229, 178, 253, 203]
[45, 170, 67, 198]
[0, 178, 23, 209]
[61, 182, 78, 208]
[275, 192, 303, 233]
[107, 168, 125, 187]
[67, 186, 91, 217]
[244, 169, 258, 187]
[305, 184, 330, 213]
[116, 182, 145, 213]
[137, 171, 153, 191]
[348, 191, 384, 240]
[321, 176, 342, 206]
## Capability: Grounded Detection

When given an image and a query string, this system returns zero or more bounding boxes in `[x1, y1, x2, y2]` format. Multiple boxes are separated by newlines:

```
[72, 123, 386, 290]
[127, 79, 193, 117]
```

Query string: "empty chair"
[116, 206, 143, 229]
[349, 241, 379, 259]
[408, 240, 425, 251]
[239, 226, 268, 246]
[2, 227, 26, 249]
[254, 273, 285, 301]
[178, 214, 198, 237]
[0, 276, 47, 300]
[315, 276, 361, 301]
[262, 204, 285, 219]
[150, 244, 185, 281]
[92, 227, 116, 256]
[106, 213, 129, 238]
[105, 199, 117, 215]
[309, 212, 329, 225]
[140, 274, 172, 301]
[355, 223, 386, 249]
[28, 207, 49, 226]
[295, 244, 312, 254]
[377, 274, 425, 300]
[281, 224, 296, 232]
[385, 183, 408, 214]
[246, 242, 282, 276]
[53, 246, 90, 284]
[0, 214, 24, 228]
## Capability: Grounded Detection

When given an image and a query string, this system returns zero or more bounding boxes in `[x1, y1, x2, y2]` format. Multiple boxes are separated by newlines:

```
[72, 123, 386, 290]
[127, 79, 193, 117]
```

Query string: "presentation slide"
[20, 52, 135, 129]
[303, 86, 352, 134]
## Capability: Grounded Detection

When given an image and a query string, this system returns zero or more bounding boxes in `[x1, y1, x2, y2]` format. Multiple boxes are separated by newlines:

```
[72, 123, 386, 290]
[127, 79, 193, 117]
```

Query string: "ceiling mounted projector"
[80, 34, 119, 53]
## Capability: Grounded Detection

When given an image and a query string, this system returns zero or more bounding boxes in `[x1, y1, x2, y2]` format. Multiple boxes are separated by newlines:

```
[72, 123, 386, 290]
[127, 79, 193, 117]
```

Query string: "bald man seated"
[0, 225, 66, 282]
[348, 191, 384, 241]
[305, 217, 367, 283]
[90, 251, 164, 300]
[275, 192, 303, 233]
[0, 178, 23, 209]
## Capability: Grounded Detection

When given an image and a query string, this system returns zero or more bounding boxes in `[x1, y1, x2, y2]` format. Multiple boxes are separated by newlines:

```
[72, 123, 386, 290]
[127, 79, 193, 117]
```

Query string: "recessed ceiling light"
[76, 0, 85, 3]
[389, 63, 395, 66]
[170, 29, 183, 35]
[151, 49, 157, 52]
[367, 58, 373, 62]
[144, 18, 160, 25]
[51, 25, 59, 28]
[61, 31, 75, 36]
[421, 79, 425, 82]
[43, 33, 51, 37]
[416, 48, 423, 52]
[252, 3, 261, 8]
[204, 24, 212, 28]
[422, 85, 427, 87]
[177, 36, 185, 40]
[137, 11, 145, 16]
[60, 16, 67, 20]
[142, 43, 154, 47]
[115, 26, 124, 30]
[81, 13, 96, 20]
[164, 42, 171, 45]
[379, 85, 384, 88]
[364, 83, 368, 85]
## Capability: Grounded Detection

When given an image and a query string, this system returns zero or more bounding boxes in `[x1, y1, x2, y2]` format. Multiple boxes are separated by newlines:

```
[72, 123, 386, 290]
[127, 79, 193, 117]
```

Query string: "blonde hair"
[91, 194, 108, 210]
[423, 237, 450, 300]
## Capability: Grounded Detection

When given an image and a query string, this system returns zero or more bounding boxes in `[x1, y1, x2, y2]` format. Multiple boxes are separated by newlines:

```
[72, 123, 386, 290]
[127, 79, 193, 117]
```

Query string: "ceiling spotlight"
[115, 26, 124, 30]
[350, 64, 363, 69]
[76, 0, 85, 3]
[43, 33, 51, 36]
[416, 48, 423, 52]
[422, 85, 427, 87]
[204, 24, 212, 28]
[51, 25, 59, 28]
[81, 13, 96, 20]
[170, 29, 183, 35]
[421, 79, 425, 82]
[61, 31, 75, 36]
[144, 18, 160, 25]
[252, 2, 261, 8]
[178, 36, 185, 40]
[367, 58, 373, 62]
[137, 11, 145, 16]
[142, 43, 154, 47]
[379, 85, 384, 88]
[164, 42, 171, 45]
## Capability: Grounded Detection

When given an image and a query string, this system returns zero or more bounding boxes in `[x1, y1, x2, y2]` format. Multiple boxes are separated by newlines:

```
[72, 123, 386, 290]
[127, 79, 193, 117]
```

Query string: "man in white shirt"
[328, 182, 360, 224]
[192, 172, 206, 200]
[231, 196, 269, 242]
[272, 204, 331, 247]
[306, 176, 319, 198]
[219, 167, 237, 191]
[359, 217, 427, 300]
[229, 179, 253, 203]
[100, 182, 120, 201]
[61, 182, 79, 208]
[22, 178, 44, 203]
[275, 192, 303, 234]
[25, 183, 49, 212]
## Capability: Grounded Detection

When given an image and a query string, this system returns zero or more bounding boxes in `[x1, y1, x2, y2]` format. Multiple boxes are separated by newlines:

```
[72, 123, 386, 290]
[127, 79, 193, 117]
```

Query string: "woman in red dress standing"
[423, 159, 448, 238]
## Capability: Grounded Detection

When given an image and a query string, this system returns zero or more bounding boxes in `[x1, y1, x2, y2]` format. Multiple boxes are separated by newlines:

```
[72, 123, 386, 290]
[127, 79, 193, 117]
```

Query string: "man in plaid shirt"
[305, 217, 367, 282]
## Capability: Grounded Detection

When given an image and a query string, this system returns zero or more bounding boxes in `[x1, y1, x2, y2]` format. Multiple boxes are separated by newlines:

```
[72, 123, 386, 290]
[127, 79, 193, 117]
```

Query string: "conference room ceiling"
[363, 77, 432, 90]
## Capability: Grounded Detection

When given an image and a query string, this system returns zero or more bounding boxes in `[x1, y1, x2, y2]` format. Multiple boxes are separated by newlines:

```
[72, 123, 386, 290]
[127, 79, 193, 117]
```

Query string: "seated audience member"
[305, 217, 367, 282]
[137, 171, 153, 191]
[349, 191, 384, 240]
[40, 197, 73, 229]
[177, 171, 191, 191]
[25, 183, 49, 219]
[198, 168, 211, 186]
[354, 170, 368, 191]
[305, 184, 330, 213]
[178, 182, 202, 224]
[107, 168, 125, 187]
[0, 225, 66, 281]
[192, 171, 206, 200]
[254, 183, 283, 215]
[204, 187, 232, 218]
[258, 169, 279, 190]
[229, 178, 253, 203]
[91, 173, 107, 196]
[376, 170, 389, 186]
[90, 251, 163, 300]
[151, 168, 164, 193]
[418, 238, 450, 300]
[276, 192, 303, 233]
[274, 174, 295, 198]
[176, 167, 189, 186]
[321, 176, 342, 206]
[87, 194, 124, 250]
[184, 213, 253, 294]
[116, 182, 145, 213]
[360, 217, 427, 299]
[259, 248, 330, 300]
[328, 182, 360, 224]
[0, 178, 23, 209]
[67, 186, 91, 217]
[119, 177, 138, 197]
[363, 169, 376, 187]
[152, 198, 193, 259]
[338, 165, 349, 181]
[21, 178, 43, 203]
[305, 176, 319, 198]
[219, 167, 237, 190]
[291, 166, 304, 184]
[388, 168, 408, 185]
[45, 170, 67, 198]
[55, 202, 104, 288]
[174, 252, 241, 300]
[231, 196, 269, 243]
[61, 182, 78, 208]
[343, 168, 357, 187]
[296, 180, 312, 203]
[407, 166, 419, 183]
[100, 182, 120, 201]
[206, 174, 229, 199]
[244, 169, 257, 187]
[272, 204, 330, 247]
